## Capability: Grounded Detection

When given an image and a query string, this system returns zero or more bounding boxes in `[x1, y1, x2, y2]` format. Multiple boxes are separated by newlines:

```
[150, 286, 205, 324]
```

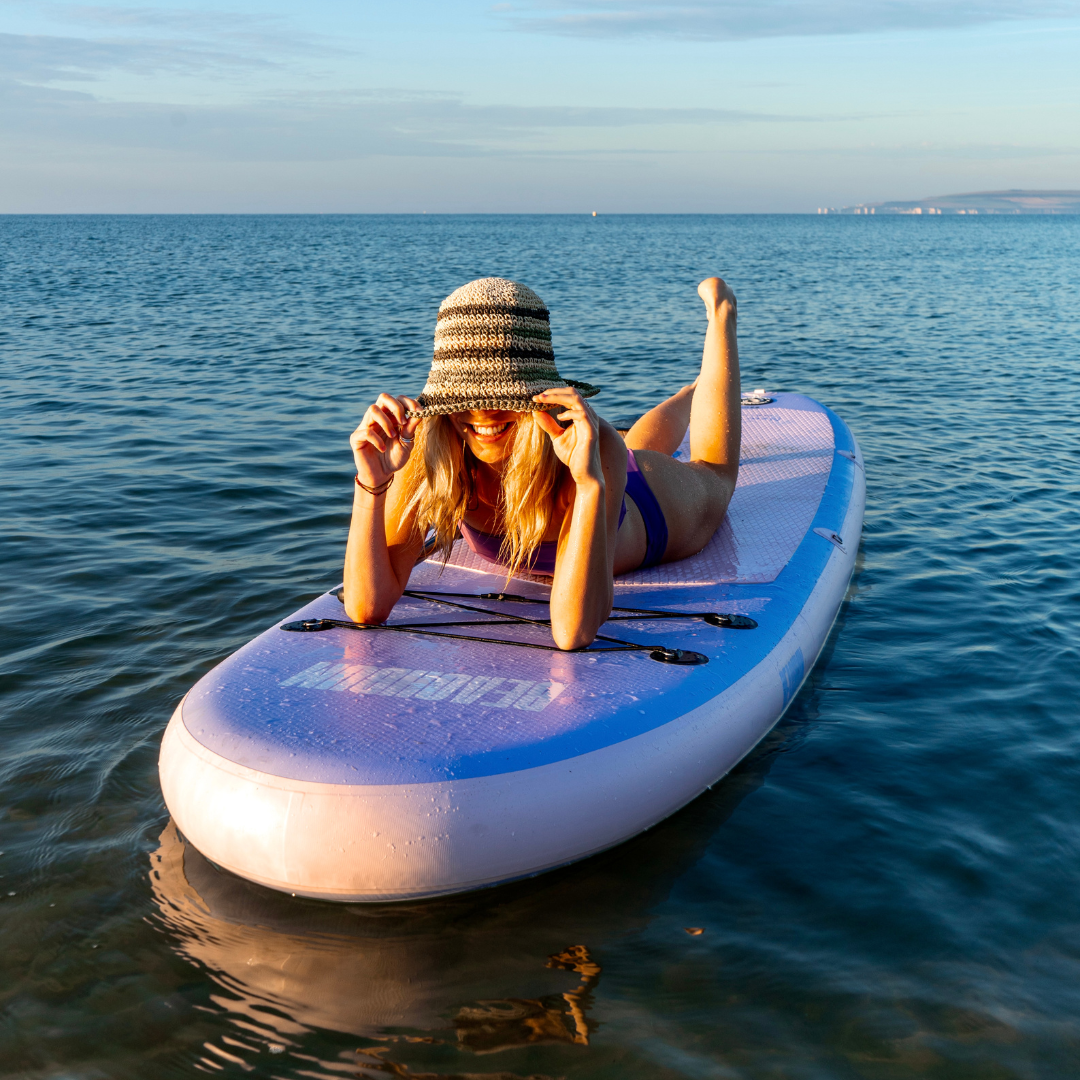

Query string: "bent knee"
[696, 458, 738, 492]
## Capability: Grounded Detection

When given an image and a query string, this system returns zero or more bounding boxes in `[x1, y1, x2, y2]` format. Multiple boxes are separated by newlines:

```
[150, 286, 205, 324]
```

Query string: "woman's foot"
[697, 276, 737, 318]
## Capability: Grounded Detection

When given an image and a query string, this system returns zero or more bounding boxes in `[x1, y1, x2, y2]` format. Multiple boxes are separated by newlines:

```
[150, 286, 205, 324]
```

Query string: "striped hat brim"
[406, 379, 601, 418]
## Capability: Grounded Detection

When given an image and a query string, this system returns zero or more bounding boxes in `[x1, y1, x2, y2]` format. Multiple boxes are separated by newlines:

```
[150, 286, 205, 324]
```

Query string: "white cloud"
[0, 2, 350, 85]
[55, 3, 280, 31]
[0, 29, 281, 81]
[497, 0, 1080, 40]
[52, 3, 348, 58]
[0, 77, 819, 161]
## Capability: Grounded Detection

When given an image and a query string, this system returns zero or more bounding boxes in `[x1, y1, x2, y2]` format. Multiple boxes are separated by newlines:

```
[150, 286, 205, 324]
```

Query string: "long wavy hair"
[399, 413, 562, 578]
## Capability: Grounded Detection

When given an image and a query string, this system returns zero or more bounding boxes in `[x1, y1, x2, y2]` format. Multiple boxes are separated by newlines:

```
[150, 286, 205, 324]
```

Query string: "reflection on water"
[147, 733, 775, 1076]
[151, 823, 608, 1051]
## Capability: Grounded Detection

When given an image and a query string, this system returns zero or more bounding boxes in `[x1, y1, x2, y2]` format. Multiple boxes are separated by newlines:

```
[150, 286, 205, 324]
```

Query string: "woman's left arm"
[533, 388, 626, 650]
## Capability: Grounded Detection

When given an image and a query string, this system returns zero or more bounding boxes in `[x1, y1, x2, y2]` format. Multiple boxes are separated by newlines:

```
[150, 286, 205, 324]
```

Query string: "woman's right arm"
[343, 393, 423, 624]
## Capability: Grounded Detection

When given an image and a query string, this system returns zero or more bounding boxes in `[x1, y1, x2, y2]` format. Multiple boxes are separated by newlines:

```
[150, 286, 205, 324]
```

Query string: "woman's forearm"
[343, 484, 406, 624]
[345, 392, 422, 624]
[550, 478, 614, 650]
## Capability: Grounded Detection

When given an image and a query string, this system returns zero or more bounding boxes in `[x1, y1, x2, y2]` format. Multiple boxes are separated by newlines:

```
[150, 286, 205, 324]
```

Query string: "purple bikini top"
[458, 522, 561, 575]
[457, 449, 665, 576]
[460, 489, 630, 576]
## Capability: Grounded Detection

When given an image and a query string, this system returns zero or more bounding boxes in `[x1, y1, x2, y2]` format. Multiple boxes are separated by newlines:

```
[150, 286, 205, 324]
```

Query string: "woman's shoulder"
[597, 418, 629, 469]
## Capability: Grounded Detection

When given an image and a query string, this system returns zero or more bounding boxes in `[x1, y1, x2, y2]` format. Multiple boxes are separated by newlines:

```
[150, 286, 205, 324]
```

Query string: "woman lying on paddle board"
[345, 276, 741, 650]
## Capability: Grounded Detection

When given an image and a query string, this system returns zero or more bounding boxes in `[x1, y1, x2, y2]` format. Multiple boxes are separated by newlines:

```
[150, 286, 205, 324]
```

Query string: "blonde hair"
[400, 413, 562, 578]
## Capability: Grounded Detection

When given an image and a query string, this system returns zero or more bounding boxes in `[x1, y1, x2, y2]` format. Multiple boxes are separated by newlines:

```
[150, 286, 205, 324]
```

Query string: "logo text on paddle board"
[279, 661, 564, 712]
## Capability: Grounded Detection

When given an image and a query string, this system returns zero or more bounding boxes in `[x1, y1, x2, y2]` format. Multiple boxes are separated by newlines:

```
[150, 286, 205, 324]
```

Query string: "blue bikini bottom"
[458, 448, 669, 574]
[625, 448, 670, 568]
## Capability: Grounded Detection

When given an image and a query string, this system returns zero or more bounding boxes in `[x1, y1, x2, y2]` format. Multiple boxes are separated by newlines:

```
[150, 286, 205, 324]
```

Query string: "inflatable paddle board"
[159, 392, 864, 902]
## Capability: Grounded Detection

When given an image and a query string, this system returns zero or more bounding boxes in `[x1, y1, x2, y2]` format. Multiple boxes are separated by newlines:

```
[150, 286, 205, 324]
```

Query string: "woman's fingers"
[535, 389, 595, 428]
[378, 393, 408, 427]
[534, 387, 583, 408]
[364, 428, 388, 453]
[351, 394, 423, 483]
[365, 417, 391, 448]
[351, 423, 380, 453]
[533, 387, 604, 484]
[535, 388, 595, 431]
[546, 392, 596, 428]
[350, 394, 420, 492]
[353, 415, 390, 454]
[368, 403, 399, 440]
[399, 397, 422, 440]
[363, 404, 410, 454]
[533, 410, 565, 440]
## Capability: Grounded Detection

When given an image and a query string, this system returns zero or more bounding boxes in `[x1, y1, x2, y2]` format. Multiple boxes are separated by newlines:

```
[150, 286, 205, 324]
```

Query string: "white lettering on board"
[279, 662, 564, 712]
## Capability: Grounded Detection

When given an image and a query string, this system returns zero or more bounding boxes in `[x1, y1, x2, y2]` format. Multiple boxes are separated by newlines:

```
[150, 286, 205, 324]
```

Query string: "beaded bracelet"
[355, 474, 394, 496]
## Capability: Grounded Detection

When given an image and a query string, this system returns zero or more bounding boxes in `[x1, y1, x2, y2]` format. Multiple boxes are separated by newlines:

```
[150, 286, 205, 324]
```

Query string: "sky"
[1, 0, 1078, 212]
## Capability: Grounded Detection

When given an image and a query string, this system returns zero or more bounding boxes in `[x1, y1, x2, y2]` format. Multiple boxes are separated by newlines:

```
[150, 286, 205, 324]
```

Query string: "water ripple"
[1, 214, 1078, 1079]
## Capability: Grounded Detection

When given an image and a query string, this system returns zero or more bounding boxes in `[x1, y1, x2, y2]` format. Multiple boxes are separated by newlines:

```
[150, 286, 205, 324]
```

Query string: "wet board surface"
[179, 394, 863, 787]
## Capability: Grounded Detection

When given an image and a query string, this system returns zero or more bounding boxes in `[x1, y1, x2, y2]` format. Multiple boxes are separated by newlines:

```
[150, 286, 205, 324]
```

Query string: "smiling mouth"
[468, 422, 511, 438]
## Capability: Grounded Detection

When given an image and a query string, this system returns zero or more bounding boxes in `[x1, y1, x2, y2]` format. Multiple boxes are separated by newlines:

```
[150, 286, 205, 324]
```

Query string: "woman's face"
[448, 409, 522, 465]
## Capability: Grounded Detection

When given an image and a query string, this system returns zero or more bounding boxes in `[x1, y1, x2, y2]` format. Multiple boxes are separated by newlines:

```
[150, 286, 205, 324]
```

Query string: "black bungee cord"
[281, 588, 756, 666]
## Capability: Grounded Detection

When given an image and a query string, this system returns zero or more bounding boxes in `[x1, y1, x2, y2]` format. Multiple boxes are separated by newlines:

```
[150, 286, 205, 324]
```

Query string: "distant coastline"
[818, 189, 1080, 215]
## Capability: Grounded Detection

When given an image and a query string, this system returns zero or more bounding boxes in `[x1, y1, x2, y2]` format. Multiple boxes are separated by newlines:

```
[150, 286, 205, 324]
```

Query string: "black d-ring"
[704, 612, 758, 629]
[650, 647, 709, 665]
[281, 619, 337, 633]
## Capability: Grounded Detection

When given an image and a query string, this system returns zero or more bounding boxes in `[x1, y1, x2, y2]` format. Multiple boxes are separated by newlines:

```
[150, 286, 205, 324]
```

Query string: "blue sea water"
[1, 213, 1078, 1079]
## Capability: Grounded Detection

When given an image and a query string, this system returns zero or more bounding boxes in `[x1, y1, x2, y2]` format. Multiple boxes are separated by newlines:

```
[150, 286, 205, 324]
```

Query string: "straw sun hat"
[407, 277, 600, 418]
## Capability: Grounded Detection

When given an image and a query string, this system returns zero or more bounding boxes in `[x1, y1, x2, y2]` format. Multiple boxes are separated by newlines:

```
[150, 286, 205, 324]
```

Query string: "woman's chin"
[465, 430, 514, 461]
[468, 440, 511, 464]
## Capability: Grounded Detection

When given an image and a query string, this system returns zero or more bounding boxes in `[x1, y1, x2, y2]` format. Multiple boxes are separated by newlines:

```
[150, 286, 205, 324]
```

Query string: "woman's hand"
[532, 387, 602, 486]
[350, 394, 421, 489]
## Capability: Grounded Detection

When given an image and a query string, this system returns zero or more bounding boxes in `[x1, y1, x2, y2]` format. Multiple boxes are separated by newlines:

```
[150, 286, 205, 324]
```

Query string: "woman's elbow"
[551, 605, 610, 651]
[344, 594, 392, 625]
[553, 624, 595, 651]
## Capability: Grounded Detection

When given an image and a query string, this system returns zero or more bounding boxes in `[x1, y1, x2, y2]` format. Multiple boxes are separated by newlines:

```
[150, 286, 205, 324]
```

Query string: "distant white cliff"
[817, 190, 1080, 215]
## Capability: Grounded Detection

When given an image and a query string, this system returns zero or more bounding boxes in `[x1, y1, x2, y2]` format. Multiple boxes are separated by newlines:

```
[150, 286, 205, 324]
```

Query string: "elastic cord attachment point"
[704, 612, 758, 629]
[650, 647, 709, 665]
[281, 619, 337, 632]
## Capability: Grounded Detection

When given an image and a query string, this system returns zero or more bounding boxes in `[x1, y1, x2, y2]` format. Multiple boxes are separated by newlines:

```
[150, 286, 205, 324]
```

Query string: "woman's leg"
[615, 278, 741, 567]
[690, 276, 740, 483]
[624, 380, 696, 455]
